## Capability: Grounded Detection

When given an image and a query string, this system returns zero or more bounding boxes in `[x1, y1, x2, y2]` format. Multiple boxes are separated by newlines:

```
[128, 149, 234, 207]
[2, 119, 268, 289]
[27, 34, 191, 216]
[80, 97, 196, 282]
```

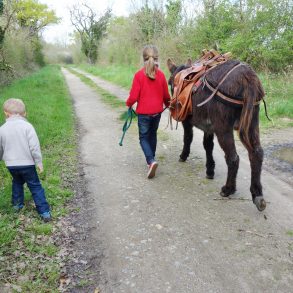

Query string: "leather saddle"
[169, 50, 231, 122]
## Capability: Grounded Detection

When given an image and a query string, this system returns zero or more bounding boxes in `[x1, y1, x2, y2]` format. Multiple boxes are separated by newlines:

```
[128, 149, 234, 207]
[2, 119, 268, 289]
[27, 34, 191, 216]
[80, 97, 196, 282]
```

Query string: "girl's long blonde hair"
[143, 45, 159, 80]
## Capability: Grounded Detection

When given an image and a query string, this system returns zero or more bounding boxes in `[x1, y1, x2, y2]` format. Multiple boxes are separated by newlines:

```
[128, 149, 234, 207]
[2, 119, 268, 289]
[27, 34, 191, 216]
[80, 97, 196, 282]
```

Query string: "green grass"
[76, 63, 137, 89]
[75, 63, 293, 129]
[0, 65, 77, 291]
[259, 72, 293, 128]
[66, 67, 130, 122]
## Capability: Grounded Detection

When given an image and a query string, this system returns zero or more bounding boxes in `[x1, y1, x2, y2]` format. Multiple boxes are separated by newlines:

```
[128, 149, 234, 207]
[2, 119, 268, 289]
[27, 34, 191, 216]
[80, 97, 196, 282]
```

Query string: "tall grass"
[76, 63, 293, 128]
[0, 65, 77, 291]
[259, 72, 293, 128]
[77, 63, 137, 88]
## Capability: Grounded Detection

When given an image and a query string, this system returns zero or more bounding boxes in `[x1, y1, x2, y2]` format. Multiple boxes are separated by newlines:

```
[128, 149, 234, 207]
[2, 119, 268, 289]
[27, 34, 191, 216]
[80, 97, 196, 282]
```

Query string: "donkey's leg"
[249, 144, 266, 211]
[203, 132, 215, 179]
[246, 126, 266, 211]
[179, 119, 193, 162]
[216, 131, 239, 197]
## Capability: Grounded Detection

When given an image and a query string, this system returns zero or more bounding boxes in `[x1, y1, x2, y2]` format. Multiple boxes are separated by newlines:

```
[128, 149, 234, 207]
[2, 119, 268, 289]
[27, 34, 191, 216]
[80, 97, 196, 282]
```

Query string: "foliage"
[70, 4, 111, 64]
[134, 3, 165, 43]
[99, 16, 140, 65]
[32, 37, 45, 66]
[0, 0, 58, 85]
[91, 0, 293, 73]
[14, 0, 59, 36]
[165, 0, 182, 34]
[0, 0, 3, 14]
[0, 65, 77, 291]
[181, 0, 293, 71]
[222, 0, 293, 71]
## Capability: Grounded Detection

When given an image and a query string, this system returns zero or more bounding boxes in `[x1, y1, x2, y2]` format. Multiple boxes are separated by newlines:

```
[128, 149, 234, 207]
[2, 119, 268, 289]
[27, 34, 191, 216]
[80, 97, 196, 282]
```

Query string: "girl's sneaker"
[40, 211, 52, 222]
[13, 204, 24, 212]
[147, 161, 158, 179]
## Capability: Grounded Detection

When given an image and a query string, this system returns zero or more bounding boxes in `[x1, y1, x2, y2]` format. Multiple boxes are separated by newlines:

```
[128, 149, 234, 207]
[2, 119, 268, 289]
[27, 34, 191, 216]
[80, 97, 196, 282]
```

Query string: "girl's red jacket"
[126, 68, 171, 115]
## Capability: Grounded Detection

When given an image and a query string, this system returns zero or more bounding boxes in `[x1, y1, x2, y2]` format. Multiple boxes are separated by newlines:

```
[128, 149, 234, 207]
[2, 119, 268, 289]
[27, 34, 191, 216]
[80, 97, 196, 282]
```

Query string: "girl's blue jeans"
[7, 165, 50, 215]
[138, 113, 161, 165]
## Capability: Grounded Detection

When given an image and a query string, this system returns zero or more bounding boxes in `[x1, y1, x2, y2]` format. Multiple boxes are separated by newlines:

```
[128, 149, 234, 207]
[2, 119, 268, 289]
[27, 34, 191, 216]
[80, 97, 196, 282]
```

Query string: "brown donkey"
[167, 58, 266, 211]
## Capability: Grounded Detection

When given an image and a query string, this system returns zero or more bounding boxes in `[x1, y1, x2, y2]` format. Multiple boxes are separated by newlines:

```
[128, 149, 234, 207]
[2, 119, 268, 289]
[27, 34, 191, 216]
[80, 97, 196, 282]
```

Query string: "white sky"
[39, 0, 131, 44]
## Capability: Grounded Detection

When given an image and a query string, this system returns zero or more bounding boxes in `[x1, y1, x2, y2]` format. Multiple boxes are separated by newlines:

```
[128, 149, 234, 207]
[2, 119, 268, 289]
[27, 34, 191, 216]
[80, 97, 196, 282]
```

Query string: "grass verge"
[66, 67, 129, 122]
[76, 63, 136, 89]
[0, 65, 77, 292]
[75, 63, 293, 129]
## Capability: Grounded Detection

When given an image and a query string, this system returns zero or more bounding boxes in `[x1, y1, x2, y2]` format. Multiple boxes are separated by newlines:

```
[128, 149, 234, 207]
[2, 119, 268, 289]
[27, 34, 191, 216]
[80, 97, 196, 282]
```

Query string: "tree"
[70, 4, 111, 64]
[132, 1, 165, 43]
[0, 0, 18, 71]
[0, 0, 15, 47]
[224, 0, 293, 71]
[0, 0, 3, 14]
[165, 0, 182, 34]
[14, 0, 59, 66]
[14, 0, 59, 37]
[0, 0, 58, 82]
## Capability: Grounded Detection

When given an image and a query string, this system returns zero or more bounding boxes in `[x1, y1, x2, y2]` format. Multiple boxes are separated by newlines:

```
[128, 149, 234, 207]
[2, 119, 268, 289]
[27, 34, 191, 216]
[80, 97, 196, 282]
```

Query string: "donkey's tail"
[238, 74, 264, 150]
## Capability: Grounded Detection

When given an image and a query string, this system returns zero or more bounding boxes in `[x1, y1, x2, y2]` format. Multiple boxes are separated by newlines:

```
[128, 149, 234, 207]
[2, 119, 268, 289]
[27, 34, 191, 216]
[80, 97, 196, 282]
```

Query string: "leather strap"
[197, 63, 243, 107]
[203, 78, 261, 106]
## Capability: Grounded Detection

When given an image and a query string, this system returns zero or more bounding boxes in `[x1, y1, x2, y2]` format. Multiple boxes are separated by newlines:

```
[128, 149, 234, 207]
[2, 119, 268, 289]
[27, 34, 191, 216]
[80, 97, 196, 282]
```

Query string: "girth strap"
[203, 77, 261, 106]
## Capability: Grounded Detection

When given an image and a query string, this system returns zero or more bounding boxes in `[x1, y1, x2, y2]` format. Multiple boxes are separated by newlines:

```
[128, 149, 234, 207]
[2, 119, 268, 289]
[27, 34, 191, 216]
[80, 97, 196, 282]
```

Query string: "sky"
[39, 0, 131, 44]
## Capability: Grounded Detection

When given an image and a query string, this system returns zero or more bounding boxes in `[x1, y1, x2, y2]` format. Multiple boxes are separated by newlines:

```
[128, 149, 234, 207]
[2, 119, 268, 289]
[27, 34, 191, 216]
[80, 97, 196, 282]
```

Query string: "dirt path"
[62, 68, 293, 293]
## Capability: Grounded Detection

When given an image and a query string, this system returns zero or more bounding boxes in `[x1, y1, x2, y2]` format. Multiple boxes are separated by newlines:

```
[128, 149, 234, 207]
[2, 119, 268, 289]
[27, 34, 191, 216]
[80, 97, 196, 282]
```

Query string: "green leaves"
[0, 0, 3, 15]
[181, 0, 293, 71]
[14, 0, 59, 35]
[70, 5, 112, 64]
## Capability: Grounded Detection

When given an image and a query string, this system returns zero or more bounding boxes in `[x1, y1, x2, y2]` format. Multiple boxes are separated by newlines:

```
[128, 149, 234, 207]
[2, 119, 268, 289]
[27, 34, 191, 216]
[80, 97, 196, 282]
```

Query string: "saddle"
[169, 49, 232, 122]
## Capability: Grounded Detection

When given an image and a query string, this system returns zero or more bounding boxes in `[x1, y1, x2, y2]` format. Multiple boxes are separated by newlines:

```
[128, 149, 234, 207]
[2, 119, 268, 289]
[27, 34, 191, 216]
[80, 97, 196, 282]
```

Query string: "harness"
[196, 62, 248, 107]
[169, 50, 267, 124]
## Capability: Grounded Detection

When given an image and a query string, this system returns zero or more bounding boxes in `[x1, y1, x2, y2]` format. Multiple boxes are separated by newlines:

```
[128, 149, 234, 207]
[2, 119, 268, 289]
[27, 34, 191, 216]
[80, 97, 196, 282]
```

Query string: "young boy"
[0, 98, 51, 222]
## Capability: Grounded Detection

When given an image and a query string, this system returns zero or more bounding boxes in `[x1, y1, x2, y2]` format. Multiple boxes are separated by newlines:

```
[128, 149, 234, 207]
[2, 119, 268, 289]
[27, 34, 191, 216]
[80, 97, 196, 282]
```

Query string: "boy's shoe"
[40, 211, 52, 222]
[147, 161, 158, 179]
[13, 204, 24, 212]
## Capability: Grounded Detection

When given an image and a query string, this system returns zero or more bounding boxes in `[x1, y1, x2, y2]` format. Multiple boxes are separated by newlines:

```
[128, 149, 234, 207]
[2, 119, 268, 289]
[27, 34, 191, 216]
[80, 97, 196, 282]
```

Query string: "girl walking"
[126, 45, 170, 178]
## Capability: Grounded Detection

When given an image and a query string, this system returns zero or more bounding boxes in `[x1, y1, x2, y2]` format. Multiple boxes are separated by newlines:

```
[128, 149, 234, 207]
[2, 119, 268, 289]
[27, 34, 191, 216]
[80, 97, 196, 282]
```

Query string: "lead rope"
[119, 107, 136, 146]
[119, 106, 169, 146]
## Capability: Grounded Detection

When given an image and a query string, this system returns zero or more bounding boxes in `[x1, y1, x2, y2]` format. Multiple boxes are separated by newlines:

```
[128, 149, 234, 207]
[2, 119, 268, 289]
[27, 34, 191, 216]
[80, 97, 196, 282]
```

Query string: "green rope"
[119, 107, 136, 146]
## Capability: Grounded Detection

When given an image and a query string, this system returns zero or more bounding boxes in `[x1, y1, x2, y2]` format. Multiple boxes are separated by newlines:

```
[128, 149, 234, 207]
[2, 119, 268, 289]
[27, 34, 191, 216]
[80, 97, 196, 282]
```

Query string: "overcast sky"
[39, 0, 131, 44]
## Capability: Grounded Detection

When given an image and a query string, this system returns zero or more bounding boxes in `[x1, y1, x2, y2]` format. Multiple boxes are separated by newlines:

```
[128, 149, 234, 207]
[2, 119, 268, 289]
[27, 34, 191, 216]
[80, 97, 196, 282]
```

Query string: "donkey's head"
[167, 58, 192, 95]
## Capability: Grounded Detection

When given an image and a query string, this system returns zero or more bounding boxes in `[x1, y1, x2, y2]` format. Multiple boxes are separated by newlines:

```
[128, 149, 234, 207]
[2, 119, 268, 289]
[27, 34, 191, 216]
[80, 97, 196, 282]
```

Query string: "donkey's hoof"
[253, 197, 266, 211]
[179, 157, 187, 162]
[220, 185, 236, 197]
[206, 174, 214, 179]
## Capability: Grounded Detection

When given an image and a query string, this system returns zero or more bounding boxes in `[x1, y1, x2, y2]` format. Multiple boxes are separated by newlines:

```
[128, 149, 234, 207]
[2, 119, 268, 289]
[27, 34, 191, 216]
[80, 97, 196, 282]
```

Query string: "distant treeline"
[95, 0, 292, 72]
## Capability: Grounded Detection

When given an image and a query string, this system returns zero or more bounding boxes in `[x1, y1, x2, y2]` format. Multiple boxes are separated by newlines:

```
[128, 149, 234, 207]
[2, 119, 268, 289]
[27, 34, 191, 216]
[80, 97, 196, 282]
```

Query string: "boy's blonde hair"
[143, 45, 159, 80]
[3, 98, 26, 116]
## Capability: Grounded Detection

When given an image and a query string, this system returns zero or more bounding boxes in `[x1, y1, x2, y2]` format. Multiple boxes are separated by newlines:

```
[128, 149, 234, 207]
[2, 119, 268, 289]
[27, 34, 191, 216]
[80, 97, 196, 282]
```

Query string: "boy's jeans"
[138, 113, 161, 165]
[7, 166, 50, 214]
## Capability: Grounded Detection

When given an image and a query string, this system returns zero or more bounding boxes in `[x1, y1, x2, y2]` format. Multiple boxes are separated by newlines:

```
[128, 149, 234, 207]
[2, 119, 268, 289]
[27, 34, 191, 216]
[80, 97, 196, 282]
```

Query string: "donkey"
[167, 58, 266, 211]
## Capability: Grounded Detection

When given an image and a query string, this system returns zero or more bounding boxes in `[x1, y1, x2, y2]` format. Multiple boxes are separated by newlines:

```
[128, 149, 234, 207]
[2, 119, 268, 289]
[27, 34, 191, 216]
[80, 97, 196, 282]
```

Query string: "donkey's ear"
[167, 58, 176, 72]
[186, 58, 192, 66]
